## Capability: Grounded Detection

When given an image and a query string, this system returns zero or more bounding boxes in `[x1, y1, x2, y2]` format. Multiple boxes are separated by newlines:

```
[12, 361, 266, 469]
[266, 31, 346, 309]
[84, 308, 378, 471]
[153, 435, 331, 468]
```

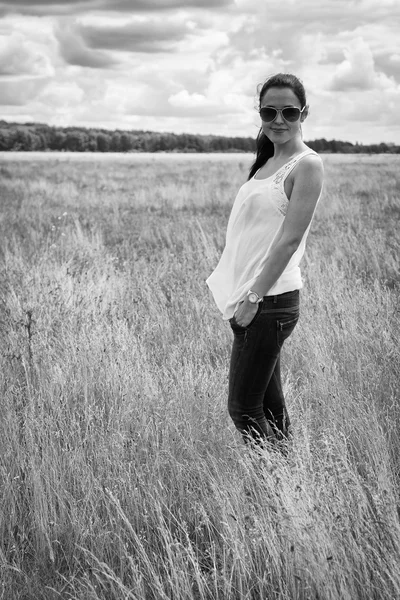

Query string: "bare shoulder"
[297, 153, 324, 178]
[289, 153, 324, 195]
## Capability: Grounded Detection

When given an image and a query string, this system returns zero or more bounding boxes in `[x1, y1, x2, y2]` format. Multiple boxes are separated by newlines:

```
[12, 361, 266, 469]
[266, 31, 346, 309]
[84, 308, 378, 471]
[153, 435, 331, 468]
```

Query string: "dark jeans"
[228, 289, 300, 443]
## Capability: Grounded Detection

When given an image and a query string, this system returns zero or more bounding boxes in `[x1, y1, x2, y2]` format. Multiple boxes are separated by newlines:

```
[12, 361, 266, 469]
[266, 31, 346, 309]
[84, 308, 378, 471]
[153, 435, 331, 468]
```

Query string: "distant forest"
[0, 120, 399, 154]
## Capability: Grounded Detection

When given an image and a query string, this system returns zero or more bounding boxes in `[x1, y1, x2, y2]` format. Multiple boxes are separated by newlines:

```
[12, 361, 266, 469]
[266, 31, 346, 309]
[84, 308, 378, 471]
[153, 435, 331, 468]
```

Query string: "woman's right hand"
[232, 299, 259, 328]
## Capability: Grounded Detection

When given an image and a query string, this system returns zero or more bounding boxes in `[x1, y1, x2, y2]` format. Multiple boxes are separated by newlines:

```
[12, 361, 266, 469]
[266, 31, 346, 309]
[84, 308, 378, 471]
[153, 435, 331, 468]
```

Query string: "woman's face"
[260, 86, 307, 144]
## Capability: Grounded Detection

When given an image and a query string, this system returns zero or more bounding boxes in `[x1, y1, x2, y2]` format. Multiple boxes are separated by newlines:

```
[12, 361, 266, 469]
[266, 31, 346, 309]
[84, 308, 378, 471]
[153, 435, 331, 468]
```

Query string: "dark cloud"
[79, 20, 190, 53]
[0, 0, 91, 17]
[55, 22, 117, 68]
[0, 0, 232, 16]
[106, 0, 233, 10]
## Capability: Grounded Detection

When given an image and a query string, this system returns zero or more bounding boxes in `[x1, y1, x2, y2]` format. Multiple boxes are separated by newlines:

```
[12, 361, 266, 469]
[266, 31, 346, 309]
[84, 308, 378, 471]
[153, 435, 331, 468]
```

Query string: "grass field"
[0, 151, 399, 600]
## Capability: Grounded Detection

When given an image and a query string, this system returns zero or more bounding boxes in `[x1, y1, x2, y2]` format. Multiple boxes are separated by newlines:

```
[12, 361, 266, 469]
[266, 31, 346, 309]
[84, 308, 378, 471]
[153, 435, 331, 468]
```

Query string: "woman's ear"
[301, 105, 309, 122]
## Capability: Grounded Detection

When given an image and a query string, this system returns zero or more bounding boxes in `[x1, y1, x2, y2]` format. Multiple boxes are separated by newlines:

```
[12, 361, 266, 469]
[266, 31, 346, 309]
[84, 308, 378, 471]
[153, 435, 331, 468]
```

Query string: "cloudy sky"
[0, 0, 399, 144]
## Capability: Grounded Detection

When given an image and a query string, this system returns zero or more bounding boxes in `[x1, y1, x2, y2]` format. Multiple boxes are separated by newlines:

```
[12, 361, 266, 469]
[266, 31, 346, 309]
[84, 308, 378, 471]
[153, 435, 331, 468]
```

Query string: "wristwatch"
[247, 289, 263, 304]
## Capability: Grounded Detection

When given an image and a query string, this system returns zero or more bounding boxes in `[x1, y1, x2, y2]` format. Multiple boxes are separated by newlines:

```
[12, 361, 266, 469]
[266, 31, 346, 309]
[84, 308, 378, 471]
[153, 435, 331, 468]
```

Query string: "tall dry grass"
[0, 151, 399, 599]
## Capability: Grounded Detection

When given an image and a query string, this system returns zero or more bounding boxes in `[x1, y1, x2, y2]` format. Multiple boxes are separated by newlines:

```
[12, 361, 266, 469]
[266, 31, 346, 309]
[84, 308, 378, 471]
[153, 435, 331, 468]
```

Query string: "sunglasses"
[259, 106, 305, 123]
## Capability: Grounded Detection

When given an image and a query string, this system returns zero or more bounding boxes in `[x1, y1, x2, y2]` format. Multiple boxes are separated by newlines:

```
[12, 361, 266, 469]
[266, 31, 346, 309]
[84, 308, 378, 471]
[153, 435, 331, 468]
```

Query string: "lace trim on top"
[271, 151, 314, 216]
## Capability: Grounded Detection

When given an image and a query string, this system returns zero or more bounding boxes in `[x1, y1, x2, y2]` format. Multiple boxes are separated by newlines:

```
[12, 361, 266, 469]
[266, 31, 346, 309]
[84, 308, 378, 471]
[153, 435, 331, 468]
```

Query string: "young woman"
[206, 73, 324, 445]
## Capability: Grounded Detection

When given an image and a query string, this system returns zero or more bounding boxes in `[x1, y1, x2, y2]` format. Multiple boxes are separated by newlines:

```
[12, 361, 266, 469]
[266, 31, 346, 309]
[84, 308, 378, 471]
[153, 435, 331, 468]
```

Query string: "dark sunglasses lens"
[282, 107, 301, 122]
[260, 108, 277, 122]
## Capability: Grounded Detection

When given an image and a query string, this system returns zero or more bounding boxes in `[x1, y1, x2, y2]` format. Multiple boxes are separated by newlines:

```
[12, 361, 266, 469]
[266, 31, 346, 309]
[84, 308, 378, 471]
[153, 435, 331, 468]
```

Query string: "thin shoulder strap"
[280, 149, 319, 183]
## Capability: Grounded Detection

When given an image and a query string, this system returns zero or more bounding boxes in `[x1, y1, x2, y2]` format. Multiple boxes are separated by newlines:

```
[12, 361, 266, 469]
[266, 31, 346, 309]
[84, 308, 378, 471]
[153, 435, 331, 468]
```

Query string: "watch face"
[248, 293, 258, 304]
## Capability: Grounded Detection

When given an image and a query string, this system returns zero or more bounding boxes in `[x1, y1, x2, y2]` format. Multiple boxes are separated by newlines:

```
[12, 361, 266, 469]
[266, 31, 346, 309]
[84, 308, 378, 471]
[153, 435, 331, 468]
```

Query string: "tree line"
[0, 121, 398, 154]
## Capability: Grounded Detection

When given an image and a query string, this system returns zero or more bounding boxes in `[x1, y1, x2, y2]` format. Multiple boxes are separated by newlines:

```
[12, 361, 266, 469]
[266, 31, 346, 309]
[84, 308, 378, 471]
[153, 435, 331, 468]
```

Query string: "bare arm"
[252, 154, 324, 296]
[233, 154, 324, 326]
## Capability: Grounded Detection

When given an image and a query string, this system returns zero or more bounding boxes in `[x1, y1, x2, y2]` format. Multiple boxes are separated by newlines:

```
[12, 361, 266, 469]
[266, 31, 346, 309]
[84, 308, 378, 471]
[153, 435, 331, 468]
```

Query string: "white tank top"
[206, 149, 322, 320]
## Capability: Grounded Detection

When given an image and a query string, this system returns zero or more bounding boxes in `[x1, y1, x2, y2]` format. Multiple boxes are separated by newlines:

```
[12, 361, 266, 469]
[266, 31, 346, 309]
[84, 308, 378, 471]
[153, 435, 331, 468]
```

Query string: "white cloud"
[169, 90, 216, 109]
[0, 1, 400, 143]
[39, 80, 85, 109]
[0, 18, 55, 77]
[168, 89, 244, 118]
[0, 18, 54, 105]
[329, 37, 391, 91]
[0, 76, 50, 105]
[0, 33, 52, 76]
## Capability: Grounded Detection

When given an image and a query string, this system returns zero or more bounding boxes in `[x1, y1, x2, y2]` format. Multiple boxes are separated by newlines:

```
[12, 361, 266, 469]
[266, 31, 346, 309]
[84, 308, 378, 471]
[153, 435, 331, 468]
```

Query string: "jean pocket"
[276, 313, 299, 348]
[230, 301, 263, 333]
[229, 315, 247, 334]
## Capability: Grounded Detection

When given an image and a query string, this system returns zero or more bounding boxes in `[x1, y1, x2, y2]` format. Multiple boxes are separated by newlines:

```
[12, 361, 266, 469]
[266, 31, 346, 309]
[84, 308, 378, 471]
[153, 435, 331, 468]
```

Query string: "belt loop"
[273, 295, 277, 303]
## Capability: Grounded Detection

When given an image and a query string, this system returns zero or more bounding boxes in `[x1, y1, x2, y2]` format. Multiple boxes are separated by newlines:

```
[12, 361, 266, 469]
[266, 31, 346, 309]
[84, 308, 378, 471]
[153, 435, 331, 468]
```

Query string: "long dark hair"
[248, 73, 307, 180]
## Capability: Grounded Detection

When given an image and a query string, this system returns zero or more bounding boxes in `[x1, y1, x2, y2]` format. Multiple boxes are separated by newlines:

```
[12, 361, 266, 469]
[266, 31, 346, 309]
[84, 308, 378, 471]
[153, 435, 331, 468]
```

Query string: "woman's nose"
[274, 110, 284, 124]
